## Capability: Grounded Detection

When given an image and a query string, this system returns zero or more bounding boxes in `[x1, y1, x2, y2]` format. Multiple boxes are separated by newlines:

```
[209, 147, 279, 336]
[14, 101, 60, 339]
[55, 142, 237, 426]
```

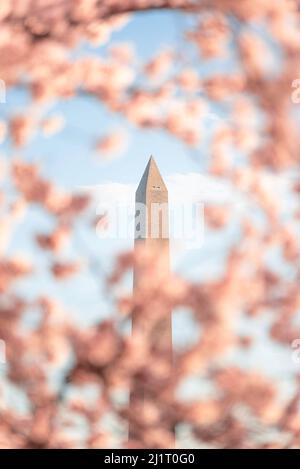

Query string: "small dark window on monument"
[152, 185, 160, 189]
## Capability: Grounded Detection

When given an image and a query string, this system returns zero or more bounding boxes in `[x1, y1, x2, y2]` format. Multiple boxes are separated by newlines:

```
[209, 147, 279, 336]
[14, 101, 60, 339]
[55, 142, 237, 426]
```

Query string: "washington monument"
[129, 156, 173, 442]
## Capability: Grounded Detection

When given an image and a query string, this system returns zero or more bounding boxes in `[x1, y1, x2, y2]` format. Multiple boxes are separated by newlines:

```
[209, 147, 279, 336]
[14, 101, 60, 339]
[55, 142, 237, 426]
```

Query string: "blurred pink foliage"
[0, 0, 300, 449]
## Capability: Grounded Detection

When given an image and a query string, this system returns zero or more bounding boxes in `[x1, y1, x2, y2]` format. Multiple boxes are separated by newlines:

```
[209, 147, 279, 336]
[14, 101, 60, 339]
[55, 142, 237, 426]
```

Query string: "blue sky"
[3, 11, 200, 186]
[1, 9, 299, 399]
[2, 11, 206, 318]
[2, 10, 236, 187]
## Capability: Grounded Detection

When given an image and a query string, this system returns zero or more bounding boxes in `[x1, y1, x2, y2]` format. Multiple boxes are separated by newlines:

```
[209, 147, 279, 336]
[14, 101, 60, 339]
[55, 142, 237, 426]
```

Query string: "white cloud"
[80, 173, 243, 249]
[167, 172, 238, 205]
[81, 172, 242, 208]
[79, 171, 295, 255]
[80, 171, 294, 236]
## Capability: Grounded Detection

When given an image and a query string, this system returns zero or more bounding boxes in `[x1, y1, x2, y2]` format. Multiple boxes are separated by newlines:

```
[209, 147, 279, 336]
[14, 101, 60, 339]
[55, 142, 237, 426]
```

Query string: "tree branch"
[100, 0, 201, 19]
[5, 0, 203, 40]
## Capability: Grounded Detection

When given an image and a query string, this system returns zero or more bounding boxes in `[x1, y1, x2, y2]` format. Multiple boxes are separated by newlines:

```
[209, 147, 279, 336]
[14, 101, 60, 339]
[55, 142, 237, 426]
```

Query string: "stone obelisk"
[129, 156, 173, 442]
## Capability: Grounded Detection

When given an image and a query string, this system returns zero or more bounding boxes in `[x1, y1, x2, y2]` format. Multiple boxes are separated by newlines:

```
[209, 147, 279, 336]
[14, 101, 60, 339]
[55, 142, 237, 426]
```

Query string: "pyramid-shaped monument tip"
[136, 156, 167, 196]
